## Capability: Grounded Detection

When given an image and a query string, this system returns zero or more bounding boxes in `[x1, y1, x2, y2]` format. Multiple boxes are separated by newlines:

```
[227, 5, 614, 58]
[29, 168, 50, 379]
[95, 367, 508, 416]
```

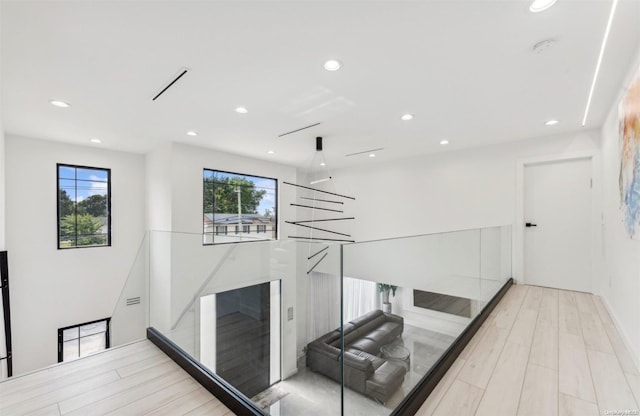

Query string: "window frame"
[57, 317, 111, 363]
[203, 169, 278, 245]
[56, 163, 112, 250]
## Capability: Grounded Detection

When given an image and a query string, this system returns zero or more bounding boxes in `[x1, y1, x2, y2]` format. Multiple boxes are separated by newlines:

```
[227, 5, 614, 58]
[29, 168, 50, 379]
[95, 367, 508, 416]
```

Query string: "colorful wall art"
[618, 63, 640, 240]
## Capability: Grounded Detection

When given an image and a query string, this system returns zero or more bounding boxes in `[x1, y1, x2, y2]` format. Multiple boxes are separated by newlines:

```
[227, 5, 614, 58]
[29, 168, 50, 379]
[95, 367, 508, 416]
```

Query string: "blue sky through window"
[59, 166, 109, 202]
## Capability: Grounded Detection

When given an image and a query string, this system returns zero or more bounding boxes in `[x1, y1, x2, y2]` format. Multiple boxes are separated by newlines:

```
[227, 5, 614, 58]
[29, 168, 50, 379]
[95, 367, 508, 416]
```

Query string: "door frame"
[514, 150, 602, 292]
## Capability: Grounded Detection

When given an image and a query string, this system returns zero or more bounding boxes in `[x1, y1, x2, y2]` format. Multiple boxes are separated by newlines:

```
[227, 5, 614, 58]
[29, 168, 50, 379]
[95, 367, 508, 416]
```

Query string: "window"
[58, 318, 110, 363]
[203, 169, 277, 244]
[257, 224, 266, 233]
[57, 164, 111, 249]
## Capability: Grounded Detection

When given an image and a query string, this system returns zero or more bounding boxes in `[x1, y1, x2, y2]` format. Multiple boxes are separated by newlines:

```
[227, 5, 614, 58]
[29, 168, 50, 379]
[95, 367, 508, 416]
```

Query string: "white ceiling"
[2, 0, 640, 169]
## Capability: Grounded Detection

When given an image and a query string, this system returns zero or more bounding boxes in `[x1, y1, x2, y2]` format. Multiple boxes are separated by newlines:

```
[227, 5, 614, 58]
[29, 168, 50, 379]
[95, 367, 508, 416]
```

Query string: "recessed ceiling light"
[323, 59, 342, 71]
[440, 139, 449, 145]
[90, 138, 101, 144]
[235, 107, 248, 114]
[545, 119, 559, 126]
[529, 0, 557, 13]
[320, 162, 326, 166]
[49, 100, 70, 108]
[186, 131, 198, 136]
[401, 114, 414, 121]
[267, 150, 275, 155]
[369, 153, 376, 158]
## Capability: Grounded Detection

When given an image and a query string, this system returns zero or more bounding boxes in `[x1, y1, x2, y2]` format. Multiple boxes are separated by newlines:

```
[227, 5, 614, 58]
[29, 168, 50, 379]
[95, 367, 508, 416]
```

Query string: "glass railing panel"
[340, 226, 512, 415]
[287, 242, 343, 416]
[479, 225, 513, 310]
[145, 225, 511, 416]
[110, 232, 149, 347]
[148, 232, 343, 415]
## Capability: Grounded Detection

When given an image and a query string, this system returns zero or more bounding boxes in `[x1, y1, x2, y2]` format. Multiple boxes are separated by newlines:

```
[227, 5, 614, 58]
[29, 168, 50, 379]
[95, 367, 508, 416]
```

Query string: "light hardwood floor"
[416, 284, 640, 416]
[0, 340, 232, 416]
[2, 285, 638, 416]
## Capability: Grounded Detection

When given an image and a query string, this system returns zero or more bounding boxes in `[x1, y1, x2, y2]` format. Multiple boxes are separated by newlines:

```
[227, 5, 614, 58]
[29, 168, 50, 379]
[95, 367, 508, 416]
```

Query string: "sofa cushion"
[377, 321, 402, 334]
[328, 323, 358, 348]
[320, 330, 341, 346]
[372, 322, 403, 345]
[358, 315, 387, 335]
[349, 337, 380, 355]
[350, 309, 384, 328]
[366, 361, 406, 403]
[347, 348, 385, 370]
[363, 329, 390, 344]
[343, 327, 364, 346]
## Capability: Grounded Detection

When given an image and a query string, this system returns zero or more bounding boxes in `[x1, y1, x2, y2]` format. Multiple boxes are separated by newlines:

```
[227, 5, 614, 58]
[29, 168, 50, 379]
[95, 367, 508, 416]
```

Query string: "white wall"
[599, 50, 640, 369]
[331, 130, 601, 243]
[5, 135, 146, 374]
[331, 130, 602, 295]
[145, 142, 301, 378]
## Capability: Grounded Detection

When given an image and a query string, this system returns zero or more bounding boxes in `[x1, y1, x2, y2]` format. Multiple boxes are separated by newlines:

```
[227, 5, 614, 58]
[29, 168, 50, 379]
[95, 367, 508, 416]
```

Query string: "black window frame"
[57, 317, 111, 363]
[57, 163, 112, 249]
[203, 169, 278, 245]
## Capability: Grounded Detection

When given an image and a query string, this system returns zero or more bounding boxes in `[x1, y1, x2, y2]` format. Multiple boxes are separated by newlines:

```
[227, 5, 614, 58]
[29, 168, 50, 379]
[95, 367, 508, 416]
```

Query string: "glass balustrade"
[18, 225, 511, 415]
[340, 226, 511, 415]
[141, 225, 511, 416]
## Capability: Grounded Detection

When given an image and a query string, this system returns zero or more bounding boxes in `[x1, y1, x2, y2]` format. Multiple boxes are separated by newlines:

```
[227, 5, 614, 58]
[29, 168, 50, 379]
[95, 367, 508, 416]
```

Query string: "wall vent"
[126, 297, 141, 306]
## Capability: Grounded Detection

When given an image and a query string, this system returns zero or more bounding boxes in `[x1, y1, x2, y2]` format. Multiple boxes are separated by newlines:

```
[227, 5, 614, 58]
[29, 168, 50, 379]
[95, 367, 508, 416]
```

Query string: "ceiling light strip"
[307, 253, 328, 274]
[290, 217, 355, 224]
[277, 122, 321, 137]
[289, 236, 355, 243]
[582, 0, 619, 127]
[283, 181, 356, 200]
[307, 246, 329, 260]
[300, 196, 344, 205]
[310, 177, 331, 185]
[290, 203, 344, 213]
[286, 221, 352, 238]
[344, 147, 385, 157]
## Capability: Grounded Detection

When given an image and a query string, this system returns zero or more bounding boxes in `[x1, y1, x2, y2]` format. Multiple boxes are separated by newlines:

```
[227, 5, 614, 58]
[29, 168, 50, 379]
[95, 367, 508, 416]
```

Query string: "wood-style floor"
[416, 284, 640, 416]
[0, 340, 232, 416]
[2, 285, 638, 416]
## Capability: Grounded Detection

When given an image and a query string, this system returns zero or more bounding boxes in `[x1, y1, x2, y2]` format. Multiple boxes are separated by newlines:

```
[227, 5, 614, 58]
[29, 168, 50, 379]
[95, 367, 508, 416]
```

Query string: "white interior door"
[524, 158, 592, 292]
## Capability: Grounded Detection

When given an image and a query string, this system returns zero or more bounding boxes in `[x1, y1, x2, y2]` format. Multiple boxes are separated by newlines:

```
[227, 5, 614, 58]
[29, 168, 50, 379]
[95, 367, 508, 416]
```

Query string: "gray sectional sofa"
[306, 309, 406, 403]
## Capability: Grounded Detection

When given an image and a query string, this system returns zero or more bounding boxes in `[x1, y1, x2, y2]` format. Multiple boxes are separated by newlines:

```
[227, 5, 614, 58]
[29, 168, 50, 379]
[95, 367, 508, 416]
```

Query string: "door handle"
[525, 222, 537, 227]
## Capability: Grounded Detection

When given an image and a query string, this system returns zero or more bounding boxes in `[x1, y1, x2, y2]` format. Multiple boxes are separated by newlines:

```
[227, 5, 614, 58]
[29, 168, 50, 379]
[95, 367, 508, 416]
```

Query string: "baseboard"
[600, 296, 640, 373]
